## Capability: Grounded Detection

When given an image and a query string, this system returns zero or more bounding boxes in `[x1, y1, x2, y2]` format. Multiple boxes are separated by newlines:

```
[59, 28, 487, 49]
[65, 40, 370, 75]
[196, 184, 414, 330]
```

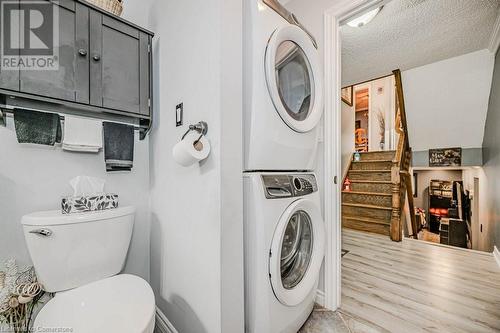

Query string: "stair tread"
[352, 160, 394, 163]
[350, 180, 392, 184]
[342, 202, 393, 211]
[359, 151, 396, 154]
[342, 191, 392, 196]
[342, 215, 391, 226]
[349, 169, 391, 173]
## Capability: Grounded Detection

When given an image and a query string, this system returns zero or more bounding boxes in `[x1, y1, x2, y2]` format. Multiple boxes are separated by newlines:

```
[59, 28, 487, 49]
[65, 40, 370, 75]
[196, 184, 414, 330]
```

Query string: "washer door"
[265, 25, 323, 133]
[269, 199, 325, 306]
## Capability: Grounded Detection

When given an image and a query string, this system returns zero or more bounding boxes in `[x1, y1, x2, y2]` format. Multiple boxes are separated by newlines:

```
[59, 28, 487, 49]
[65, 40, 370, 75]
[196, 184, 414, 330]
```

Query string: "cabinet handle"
[78, 49, 87, 56]
[92, 54, 101, 61]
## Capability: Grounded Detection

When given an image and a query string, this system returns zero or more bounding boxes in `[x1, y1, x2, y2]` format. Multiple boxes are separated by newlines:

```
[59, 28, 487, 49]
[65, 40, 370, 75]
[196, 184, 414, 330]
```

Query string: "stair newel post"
[390, 162, 402, 241]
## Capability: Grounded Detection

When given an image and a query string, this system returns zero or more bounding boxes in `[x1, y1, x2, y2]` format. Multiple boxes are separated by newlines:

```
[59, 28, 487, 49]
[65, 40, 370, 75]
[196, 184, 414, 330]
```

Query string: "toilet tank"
[21, 206, 135, 292]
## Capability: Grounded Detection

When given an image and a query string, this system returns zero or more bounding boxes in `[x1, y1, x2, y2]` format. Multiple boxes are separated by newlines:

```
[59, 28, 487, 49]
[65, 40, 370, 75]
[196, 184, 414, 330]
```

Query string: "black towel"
[103, 122, 134, 172]
[14, 109, 61, 145]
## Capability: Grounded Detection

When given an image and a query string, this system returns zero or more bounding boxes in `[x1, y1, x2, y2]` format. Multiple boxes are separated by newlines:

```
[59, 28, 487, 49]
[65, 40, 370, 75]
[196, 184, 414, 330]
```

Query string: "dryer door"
[265, 25, 323, 133]
[269, 198, 325, 306]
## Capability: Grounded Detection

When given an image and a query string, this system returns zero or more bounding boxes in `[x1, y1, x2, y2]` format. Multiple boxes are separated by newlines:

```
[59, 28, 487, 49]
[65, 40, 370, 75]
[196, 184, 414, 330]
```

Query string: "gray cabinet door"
[19, 0, 89, 103]
[0, 0, 19, 91]
[90, 12, 150, 116]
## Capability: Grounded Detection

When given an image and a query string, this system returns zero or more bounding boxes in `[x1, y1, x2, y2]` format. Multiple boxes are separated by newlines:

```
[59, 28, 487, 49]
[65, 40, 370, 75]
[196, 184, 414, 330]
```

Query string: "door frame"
[472, 177, 480, 250]
[354, 84, 372, 152]
[322, 0, 390, 310]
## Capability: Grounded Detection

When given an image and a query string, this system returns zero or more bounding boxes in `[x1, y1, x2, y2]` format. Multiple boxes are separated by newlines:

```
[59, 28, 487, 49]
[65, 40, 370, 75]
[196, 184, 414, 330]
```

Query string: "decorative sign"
[429, 148, 462, 167]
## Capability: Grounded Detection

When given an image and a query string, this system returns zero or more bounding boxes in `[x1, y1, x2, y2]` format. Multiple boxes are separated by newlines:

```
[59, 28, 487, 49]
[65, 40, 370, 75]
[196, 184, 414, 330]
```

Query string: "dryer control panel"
[261, 174, 318, 199]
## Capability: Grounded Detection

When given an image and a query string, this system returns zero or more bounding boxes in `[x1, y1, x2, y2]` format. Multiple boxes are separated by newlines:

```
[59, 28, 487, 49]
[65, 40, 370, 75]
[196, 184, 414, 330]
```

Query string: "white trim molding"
[322, 0, 386, 312]
[155, 306, 178, 333]
[315, 289, 326, 307]
[489, 8, 500, 53]
[494, 246, 500, 269]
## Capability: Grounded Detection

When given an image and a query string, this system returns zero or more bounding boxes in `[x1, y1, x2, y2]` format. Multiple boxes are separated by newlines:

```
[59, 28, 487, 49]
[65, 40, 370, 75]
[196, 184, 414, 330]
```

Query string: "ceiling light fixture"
[347, 7, 381, 28]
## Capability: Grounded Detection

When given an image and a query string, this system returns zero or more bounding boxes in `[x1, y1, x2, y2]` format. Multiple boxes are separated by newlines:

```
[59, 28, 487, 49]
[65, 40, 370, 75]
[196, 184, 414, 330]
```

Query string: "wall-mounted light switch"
[176, 103, 183, 127]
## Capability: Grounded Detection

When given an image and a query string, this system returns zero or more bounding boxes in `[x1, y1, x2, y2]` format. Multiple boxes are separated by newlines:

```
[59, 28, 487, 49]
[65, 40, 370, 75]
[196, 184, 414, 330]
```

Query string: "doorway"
[354, 88, 369, 152]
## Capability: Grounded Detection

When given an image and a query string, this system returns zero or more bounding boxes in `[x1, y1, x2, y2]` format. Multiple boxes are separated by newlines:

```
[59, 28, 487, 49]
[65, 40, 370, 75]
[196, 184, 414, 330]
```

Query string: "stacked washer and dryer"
[243, 1, 326, 332]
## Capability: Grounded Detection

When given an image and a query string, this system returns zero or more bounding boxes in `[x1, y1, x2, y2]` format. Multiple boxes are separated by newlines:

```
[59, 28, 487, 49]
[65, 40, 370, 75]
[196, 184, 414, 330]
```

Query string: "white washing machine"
[244, 172, 325, 333]
[244, 0, 324, 171]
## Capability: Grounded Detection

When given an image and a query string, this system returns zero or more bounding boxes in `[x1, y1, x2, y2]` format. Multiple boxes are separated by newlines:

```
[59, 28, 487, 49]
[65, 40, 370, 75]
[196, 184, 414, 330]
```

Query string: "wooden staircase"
[342, 151, 396, 237]
[342, 69, 418, 242]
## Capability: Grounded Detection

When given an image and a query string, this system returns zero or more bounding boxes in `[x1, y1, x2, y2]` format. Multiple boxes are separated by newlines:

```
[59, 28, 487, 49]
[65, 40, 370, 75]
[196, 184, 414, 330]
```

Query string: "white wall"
[147, 0, 244, 332]
[122, 1, 155, 30]
[482, 46, 500, 253]
[0, 3, 155, 280]
[369, 76, 396, 151]
[402, 50, 495, 151]
[0, 120, 151, 280]
[462, 167, 492, 252]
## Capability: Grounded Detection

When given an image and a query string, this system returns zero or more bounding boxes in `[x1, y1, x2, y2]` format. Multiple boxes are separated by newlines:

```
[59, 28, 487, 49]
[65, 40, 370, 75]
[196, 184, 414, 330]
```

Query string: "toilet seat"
[34, 274, 156, 333]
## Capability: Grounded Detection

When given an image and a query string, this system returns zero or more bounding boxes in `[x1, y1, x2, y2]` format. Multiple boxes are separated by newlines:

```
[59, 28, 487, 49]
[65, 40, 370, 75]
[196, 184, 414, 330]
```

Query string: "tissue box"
[61, 194, 119, 214]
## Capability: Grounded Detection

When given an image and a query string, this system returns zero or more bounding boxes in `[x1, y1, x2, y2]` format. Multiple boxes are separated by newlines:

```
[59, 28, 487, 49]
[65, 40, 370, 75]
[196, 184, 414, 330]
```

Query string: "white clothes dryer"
[244, 172, 325, 333]
[244, 0, 324, 171]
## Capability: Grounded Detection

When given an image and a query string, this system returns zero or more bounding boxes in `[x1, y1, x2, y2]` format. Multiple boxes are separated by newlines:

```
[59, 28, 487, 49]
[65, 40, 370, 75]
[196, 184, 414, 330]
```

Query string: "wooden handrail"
[390, 69, 419, 241]
[393, 69, 410, 149]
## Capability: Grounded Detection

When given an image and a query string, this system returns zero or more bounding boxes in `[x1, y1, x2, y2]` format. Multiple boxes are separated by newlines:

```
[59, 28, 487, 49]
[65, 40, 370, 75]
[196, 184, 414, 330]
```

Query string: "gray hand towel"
[103, 122, 134, 172]
[14, 109, 62, 145]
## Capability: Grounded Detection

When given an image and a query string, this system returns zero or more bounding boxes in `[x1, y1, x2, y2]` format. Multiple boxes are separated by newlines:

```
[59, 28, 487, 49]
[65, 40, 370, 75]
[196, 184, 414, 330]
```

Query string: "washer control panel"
[262, 174, 318, 199]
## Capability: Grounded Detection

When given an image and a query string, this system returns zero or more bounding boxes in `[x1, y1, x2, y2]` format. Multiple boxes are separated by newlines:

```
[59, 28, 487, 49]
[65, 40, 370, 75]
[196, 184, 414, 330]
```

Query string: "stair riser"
[348, 171, 391, 181]
[359, 152, 395, 161]
[351, 182, 392, 193]
[342, 218, 390, 235]
[351, 161, 393, 171]
[342, 205, 392, 220]
[342, 193, 392, 207]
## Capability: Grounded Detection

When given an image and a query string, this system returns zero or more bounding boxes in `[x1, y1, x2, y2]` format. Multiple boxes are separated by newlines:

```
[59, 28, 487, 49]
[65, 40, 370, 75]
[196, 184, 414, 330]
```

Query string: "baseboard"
[155, 306, 178, 333]
[315, 289, 325, 307]
[494, 246, 500, 269]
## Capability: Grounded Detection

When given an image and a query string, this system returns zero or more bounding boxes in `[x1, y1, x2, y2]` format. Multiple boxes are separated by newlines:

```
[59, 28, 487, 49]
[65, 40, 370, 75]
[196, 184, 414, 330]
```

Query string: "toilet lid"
[34, 274, 155, 333]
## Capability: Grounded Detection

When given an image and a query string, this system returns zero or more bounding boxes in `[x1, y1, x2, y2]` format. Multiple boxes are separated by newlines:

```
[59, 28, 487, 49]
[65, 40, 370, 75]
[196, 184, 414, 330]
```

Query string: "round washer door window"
[280, 210, 313, 289]
[275, 41, 312, 122]
[265, 25, 323, 133]
[269, 199, 325, 306]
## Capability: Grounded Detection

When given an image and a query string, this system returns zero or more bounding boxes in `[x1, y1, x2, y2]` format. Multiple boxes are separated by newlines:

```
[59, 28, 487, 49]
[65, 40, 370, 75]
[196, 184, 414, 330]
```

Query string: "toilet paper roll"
[172, 131, 211, 166]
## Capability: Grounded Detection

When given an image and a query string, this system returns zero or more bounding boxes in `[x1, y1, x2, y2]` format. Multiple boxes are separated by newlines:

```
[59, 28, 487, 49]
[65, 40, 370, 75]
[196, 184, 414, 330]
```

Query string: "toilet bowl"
[34, 274, 155, 333]
[21, 206, 156, 333]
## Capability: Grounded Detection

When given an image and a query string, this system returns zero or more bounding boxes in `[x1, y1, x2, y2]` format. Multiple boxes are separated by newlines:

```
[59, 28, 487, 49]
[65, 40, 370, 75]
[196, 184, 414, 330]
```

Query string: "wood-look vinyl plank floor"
[339, 229, 500, 333]
[302, 230, 500, 332]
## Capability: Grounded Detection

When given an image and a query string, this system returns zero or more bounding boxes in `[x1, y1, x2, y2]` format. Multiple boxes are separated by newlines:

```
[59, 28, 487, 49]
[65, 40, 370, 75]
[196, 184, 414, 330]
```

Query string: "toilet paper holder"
[181, 121, 208, 141]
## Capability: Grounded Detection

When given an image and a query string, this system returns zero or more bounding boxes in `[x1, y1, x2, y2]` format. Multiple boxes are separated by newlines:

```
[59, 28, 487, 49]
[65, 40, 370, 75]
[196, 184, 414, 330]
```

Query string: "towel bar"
[0, 108, 148, 134]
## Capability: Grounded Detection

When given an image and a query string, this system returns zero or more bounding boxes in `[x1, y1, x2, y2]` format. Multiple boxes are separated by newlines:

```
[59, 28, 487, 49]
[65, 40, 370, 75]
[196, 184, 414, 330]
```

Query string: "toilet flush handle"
[29, 228, 53, 237]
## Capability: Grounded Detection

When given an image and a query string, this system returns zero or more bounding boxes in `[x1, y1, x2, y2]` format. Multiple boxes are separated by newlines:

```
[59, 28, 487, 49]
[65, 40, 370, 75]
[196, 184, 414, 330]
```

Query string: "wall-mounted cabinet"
[0, 0, 154, 138]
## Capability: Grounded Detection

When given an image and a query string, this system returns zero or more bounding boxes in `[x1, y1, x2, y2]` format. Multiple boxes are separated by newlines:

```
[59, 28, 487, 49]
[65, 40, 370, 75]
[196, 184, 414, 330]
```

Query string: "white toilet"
[21, 206, 156, 333]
